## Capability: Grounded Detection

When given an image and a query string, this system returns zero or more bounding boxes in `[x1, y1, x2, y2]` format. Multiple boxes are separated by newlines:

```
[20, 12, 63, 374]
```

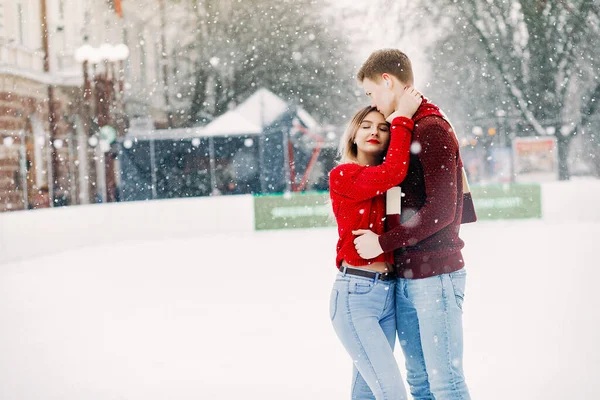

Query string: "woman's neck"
[356, 153, 382, 166]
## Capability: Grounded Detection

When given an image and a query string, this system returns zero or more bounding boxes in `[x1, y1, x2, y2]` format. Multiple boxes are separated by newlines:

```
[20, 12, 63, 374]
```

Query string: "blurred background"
[0, 0, 598, 211]
[1, 2, 600, 399]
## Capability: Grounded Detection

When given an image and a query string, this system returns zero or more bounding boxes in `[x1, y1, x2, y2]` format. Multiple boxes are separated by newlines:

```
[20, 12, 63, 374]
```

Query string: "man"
[353, 49, 471, 400]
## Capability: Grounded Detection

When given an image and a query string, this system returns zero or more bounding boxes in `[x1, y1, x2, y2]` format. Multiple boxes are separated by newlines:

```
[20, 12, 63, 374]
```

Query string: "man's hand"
[352, 229, 384, 259]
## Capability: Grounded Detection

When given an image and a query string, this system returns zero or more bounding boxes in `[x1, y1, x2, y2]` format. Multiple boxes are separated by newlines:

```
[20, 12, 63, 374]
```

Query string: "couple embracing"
[329, 49, 474, 400]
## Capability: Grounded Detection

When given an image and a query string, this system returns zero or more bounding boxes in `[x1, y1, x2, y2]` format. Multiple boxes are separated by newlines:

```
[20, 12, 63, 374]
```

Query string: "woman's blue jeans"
[330, 270, 408, 400]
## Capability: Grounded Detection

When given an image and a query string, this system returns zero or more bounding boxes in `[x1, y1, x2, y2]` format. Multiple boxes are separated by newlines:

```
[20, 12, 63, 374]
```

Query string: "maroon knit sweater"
[378, 100, 466, 279]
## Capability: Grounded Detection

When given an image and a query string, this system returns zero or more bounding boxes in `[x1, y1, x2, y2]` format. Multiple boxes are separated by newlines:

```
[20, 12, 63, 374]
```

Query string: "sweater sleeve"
[378, 117, 459, 252]
[329, 116, 413, 202]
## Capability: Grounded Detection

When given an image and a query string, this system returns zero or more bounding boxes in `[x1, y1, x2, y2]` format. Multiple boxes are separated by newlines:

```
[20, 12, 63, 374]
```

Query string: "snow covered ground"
[1, 182, 599, 399]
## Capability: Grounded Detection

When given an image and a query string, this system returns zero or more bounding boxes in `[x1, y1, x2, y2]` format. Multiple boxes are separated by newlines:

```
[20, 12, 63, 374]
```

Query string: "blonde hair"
[338, 106, 379, 164]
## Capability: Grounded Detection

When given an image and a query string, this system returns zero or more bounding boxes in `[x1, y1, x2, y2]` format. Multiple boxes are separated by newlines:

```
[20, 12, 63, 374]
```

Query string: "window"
[17, 3, 24, 45]
[155, 39, 161, 86]
[0, 2, 5, 41]
[139, 34, 147, 88]
[58, 0, 65, 20]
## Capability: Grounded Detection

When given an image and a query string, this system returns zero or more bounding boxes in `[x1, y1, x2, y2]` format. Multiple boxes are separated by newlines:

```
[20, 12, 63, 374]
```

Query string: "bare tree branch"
[581, 82, 600, 129]
[460, 0, 546, 135]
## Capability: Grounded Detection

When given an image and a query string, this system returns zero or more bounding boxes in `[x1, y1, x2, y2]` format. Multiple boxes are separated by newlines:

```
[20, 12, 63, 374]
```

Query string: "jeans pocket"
[330, 289, 339, 321]
[348, 280, 375, 295]
[449, 268, 467, 310]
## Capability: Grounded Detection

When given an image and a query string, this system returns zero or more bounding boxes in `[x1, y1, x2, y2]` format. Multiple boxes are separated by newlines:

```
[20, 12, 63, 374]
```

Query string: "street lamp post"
[75, 43, 129, 204]
[75, 44, 100, 203]
[496, 109, 507, 148]
[40, 0, 60, 207]
[495, 109, 514, 182]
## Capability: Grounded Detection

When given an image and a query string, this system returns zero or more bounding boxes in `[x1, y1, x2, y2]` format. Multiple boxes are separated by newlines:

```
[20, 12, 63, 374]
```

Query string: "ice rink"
[1, 182, 599, 399]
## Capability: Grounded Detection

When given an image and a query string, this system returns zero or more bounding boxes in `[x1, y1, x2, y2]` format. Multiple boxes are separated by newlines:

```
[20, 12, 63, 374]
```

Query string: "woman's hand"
[386, 86, 423, 123]
[352, 229, 384, 259]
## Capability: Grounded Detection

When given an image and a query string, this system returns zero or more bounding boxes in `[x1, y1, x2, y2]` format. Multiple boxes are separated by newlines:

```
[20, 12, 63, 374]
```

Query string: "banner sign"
[254, 183, 543, 231]
[513, 137, 559, 183]
[254, 192, 335, 230]
[470, 184, 542, 220]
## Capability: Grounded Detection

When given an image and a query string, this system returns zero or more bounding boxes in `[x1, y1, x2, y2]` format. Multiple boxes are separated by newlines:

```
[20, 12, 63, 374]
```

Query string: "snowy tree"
[166, 0, 358, 126]
[421, 0, 600, 180]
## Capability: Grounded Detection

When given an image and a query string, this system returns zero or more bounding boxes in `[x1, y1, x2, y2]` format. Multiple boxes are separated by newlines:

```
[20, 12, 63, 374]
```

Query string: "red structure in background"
[287, 123, 323, 192]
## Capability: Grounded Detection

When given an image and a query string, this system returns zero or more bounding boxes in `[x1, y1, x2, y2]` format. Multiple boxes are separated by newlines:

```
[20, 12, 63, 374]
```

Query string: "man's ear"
[381, 73, 391, 87]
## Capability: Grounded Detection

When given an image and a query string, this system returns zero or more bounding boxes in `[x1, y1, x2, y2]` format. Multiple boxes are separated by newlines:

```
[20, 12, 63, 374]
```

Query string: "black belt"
[339, 266, 397, 281]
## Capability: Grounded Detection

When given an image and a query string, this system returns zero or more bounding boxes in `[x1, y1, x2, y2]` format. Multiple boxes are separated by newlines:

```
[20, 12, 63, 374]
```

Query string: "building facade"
[0, 0, 171, 212]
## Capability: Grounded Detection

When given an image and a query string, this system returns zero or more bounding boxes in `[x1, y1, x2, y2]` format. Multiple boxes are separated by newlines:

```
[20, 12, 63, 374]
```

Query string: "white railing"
[0, 44, 44, 73]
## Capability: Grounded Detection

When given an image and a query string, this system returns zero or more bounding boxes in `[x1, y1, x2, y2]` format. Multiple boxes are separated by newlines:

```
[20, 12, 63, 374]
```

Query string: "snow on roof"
[189, 88, 289, 137]
[201, 88, 291, 137]
[235, 87, 290, 127]
[124, 88, 319, 140]
[296, 107, 319, 131]
[200, 110, 263, 137]
[124, 127, 206, 141]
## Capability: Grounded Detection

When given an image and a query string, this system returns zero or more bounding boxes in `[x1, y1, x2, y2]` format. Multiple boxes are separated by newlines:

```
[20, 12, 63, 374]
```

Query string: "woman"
[328, 87, 422, 400]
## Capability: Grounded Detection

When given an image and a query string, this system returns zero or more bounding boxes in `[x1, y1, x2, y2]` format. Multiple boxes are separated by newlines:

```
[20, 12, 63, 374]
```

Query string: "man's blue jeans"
[330, 271, 408, 400]
[396, 267, 471, 400]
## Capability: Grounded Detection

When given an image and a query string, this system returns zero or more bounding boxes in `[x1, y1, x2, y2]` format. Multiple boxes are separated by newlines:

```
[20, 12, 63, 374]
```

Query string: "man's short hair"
[357, 49, 414, 85]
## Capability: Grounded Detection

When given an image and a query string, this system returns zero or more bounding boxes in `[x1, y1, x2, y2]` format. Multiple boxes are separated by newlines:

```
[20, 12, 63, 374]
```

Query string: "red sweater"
[329, 116, 414, 267]
[378, 101, 466, 279]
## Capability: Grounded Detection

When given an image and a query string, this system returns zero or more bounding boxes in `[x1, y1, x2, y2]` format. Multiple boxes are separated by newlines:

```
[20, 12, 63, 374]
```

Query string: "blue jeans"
[330, 271, 408, 400]
[396, 267, 470, 400]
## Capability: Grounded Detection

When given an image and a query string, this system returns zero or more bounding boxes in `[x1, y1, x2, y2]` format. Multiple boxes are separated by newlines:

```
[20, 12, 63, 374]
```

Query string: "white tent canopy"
[201, 88, 292, 137]
[199, 110, 263, 137]
[235, 88, 289, 127]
